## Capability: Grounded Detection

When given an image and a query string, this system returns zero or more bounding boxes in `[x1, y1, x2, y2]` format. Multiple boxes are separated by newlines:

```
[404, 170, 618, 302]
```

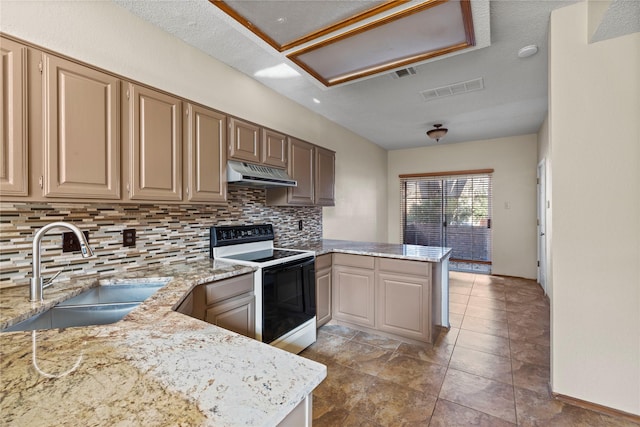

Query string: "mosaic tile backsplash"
[0, 187, 322, 289]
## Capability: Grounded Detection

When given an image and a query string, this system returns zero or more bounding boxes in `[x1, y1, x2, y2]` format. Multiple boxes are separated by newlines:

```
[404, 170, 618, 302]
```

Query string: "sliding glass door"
[401, 172, 492, 273]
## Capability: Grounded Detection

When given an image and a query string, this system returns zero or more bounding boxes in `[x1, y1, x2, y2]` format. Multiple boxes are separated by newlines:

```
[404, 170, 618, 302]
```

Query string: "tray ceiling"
[211, 0, 475, 86]
[114, 0, 586, 150]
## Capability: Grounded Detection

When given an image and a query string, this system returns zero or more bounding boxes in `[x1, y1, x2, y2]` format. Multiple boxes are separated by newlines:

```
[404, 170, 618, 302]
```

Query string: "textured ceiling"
[591, 0, 640, 43]
[113, 0, 587, 150]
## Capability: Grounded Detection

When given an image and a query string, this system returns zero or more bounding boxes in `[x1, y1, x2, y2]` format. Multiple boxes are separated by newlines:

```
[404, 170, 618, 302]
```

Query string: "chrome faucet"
[30, 222, 94, 302]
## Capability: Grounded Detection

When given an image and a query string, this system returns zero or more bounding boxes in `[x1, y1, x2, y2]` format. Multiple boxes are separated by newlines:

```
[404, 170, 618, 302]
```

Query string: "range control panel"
[210, 224, 274, 247]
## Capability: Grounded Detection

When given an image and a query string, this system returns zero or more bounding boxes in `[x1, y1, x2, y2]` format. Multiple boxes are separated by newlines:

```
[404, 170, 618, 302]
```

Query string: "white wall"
[549, 2, 640, 415]
[388, 134, 538, 279]
[0, 1, 388, 243]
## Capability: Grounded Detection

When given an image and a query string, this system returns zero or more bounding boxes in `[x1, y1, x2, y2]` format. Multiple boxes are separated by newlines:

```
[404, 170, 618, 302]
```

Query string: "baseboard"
[552, 392, 640, 424]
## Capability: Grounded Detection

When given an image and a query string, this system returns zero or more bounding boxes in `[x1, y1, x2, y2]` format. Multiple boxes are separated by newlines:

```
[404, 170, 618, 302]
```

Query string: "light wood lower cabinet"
[186, 273, 256, 339]
[332, 254, 376, 328]
[0, 37, 28, 196]
[205, 293, 255, 338]
[315, 254, 332, 328]
[331, 254, 433, 342]
[277, 394, 312, 427]
[175, 291, 194, 316]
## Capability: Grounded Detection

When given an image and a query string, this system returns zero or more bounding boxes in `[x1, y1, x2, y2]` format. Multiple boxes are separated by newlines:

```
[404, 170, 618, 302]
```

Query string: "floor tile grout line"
[505, 286, 520, 426]
[312, 275, 556, 424]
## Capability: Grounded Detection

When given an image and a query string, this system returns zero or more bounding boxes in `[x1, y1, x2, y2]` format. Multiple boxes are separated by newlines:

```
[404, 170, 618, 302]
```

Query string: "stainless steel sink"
[3, 280, 169, 332]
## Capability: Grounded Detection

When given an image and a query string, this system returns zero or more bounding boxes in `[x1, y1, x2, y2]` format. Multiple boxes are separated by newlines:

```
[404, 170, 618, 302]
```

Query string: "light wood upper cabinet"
[124, 83, 182, 201]
[228, 117, 260, 163]
[266, 139, 335, 206]
[288, 137, 315, 204]
[266, 136, 316, 206]
[0, 37, 28, 196]
[261, 128, 287, 168]
[314, 146, 335, 206]
[42, 54, 120, 199]
[184, 103, 226, 203]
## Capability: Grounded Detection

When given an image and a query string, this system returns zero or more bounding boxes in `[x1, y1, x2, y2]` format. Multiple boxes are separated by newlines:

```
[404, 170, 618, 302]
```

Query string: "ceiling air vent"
[420, 77, 485, 102]
[391, 67, 417, 79]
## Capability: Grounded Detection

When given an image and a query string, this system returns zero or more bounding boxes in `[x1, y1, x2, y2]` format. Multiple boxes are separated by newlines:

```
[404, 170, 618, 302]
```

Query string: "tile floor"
[300, 272, 637, 426]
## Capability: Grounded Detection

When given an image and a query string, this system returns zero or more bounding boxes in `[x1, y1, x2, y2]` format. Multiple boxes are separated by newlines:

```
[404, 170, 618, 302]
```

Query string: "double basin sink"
[3, 279, 170, 333]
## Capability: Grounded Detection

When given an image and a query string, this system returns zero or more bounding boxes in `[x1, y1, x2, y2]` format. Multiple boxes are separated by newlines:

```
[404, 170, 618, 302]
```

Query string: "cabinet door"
[287, 137, 314, 205]
[0, 37, 28, 196]
[42, 54, 120, 198]
[206, 293, 256, 338]
[184, 103, 226, 203]
[314, 146, 335, 206]
[316, 268, 332, 327]
[315, 254, 332, 328]
[377, 272, 431, 342]
[228, 117, 260, 163]
[125, 83, 182, 201]
[332, 265, 375, 328]
[261, 128, 287, 168]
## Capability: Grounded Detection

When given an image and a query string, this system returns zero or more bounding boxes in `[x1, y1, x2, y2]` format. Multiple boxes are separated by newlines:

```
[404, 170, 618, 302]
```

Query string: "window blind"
[401, 171, 493, 266]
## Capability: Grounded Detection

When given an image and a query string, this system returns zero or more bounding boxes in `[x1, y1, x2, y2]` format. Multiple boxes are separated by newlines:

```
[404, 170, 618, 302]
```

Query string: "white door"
[537, 160, 547, 294]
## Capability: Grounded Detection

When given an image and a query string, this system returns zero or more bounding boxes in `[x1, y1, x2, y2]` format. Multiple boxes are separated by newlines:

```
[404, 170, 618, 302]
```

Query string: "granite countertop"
[0, 259, 326, 427]
[286, 239, 452, 262]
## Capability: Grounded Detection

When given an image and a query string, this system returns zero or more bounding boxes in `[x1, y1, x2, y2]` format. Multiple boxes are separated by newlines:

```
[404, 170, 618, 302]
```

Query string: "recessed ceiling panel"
[210, 0, 403, 51]
[288, 1, 475, 86]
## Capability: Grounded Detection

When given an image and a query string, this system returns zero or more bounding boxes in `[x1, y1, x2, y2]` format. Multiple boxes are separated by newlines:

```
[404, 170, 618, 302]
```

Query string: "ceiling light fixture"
[517, 44, 538, 58]
[312, 98, 321, 104]
[427, 124, 448, 142]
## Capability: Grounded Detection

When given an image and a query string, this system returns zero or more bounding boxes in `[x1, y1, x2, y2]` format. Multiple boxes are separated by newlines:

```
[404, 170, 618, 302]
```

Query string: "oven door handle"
[281, 261, 314, 272]
[264, 257, 315, 273]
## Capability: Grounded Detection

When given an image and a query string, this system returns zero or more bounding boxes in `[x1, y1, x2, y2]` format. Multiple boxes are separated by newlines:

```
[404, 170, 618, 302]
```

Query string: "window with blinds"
[400, 170, 493, 272]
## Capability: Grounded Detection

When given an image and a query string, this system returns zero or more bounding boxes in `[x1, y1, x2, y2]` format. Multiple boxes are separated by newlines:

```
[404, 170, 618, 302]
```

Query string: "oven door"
[261, 256, 315, 344]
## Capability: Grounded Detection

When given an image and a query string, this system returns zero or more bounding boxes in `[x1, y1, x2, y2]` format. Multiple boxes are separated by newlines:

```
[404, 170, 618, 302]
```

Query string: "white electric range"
[210, 224, 316, 354]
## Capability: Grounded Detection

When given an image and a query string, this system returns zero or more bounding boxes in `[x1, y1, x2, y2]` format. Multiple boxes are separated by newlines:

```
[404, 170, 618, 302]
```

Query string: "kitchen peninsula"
[0, 260, 326, 427]
[288, 239, 452, 344]
[1, 236, 450, 427]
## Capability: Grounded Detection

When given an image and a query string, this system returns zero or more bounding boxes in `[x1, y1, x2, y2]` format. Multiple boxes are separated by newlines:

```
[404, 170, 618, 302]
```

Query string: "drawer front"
[315, 253, 332, 270]
[332, 253, 375, 269]
[205, 273, 254, 305]
[377, 257, 431, 277]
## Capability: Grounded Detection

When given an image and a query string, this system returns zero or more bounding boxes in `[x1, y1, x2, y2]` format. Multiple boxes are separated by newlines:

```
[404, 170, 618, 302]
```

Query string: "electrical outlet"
[62, 231, 89, 253]
[298, 220, 303, 231]
[123, 229, 136, 247]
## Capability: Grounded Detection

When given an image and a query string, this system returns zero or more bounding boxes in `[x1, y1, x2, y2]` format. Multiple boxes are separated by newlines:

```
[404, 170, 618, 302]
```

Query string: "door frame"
[537, 159, 547, 294]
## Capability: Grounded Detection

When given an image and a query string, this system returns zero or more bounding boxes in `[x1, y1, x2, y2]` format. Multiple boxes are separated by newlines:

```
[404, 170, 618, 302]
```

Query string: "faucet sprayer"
[30, 222, 94, 302]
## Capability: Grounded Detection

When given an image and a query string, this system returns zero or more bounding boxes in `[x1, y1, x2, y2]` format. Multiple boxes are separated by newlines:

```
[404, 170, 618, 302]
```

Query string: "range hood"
[227, 160, 297, 188]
